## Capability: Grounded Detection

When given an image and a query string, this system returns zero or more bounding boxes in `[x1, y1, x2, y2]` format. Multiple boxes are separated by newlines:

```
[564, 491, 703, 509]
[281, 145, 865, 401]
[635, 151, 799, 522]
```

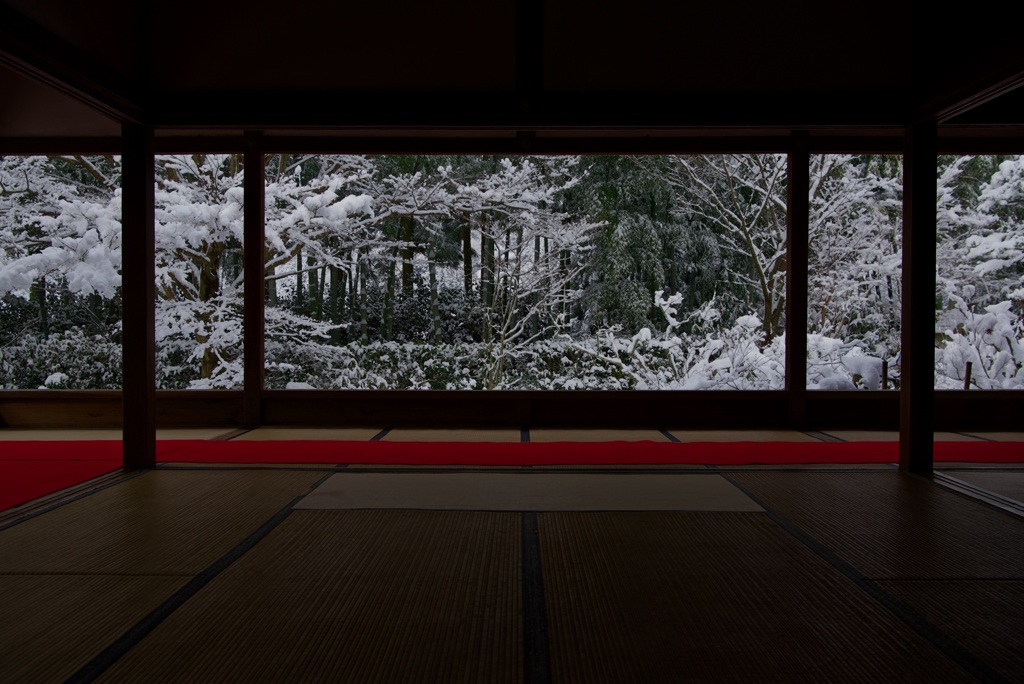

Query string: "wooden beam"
[121, 123, 156, 468]
[144, 90, 911, 130]
[925, 64, 1024, 124]
[900, 122, 937, 474]
[4, 388, 1022, 431]
[260, 134, 793, 156]
[243, 132, 265, 427]
[0, 131, 963, 158]
[786, 132, 810, 427]
[937, 133, 1024, 155]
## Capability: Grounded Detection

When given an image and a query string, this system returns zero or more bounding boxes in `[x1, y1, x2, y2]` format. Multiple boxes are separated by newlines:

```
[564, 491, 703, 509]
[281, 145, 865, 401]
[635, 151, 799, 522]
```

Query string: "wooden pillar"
[786, 132, 810, 427]
[900, 122, 937, 474]
[243, 131, 265, 428]
[121, 123, 156, 468]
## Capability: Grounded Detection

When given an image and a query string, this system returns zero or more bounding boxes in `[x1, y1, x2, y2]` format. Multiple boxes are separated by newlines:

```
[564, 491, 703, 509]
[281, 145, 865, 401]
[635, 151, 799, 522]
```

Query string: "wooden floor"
[1, 431, 1023, 683]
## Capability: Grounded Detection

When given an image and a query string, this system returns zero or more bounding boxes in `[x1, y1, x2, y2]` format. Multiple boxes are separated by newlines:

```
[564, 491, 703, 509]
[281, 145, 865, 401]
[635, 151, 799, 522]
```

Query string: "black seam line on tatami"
[63, 471, 334, 684]
[928, 472, 1024, 521]
[155, 464, 339, 472]
[938, 467, 1024, 473]
[659, 429, 680, 443]
[220, 426, 258, 440]
[369, 427, 391, 441]
[521, 511, 552, 684]
[952, 431, 996, 442]
[0, 469, 146, 533]
[521, 428, 531, 443]
[333, 468, 729, 475]
[718, 472, 1011, 684]
[806, 432, 847, 444]
[800, 430, 842, 442]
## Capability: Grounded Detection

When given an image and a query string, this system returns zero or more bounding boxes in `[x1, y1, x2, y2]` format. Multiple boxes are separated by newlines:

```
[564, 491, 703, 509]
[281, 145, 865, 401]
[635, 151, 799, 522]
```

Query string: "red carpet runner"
[2, 439, 1022, 511]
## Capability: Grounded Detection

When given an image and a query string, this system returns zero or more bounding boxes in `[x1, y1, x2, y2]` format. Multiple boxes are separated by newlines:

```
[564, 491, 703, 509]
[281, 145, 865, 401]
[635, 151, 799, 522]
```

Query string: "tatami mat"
[296, 472, 763, 511]
[539, 512, 971, 683]
[731, 472, 1024, 579]
[0, 467, 1019, 682]
[666, 429, 820, 442]
[821, 430, 983, 442]
[157, 428, 239, 440]
[231, 426, 382, 441]
[878, 580, 1024, 683]
[938, 463, 1024, 470]
[946, 472, 1024, 502]
[963, 432, 1024, 442]
[0, 470, 322, 574]
[96, 510, 521, 684]
[0, 428, 124, 441]
[0, 574, 186, 683]
[0, 428, 234, 441]
[721, 463, 898, 471]
[529, 429, 668, 442]
[531, 463, 710, 470]
[382, 428, 521, 442]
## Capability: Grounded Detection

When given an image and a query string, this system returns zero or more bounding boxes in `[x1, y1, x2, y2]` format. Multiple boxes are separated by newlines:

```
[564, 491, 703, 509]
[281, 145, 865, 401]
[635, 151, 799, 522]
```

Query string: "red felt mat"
[0, 460, 120, 511]
[1, 439, 1021, 513]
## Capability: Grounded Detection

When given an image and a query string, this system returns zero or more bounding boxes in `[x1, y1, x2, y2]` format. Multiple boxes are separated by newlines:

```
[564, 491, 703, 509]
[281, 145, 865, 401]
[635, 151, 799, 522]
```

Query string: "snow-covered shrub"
[806, 334, 894, 390]
[0, 328, 121, 389]
[156, 299, 244, 389]
[937, 298, 1024, 389]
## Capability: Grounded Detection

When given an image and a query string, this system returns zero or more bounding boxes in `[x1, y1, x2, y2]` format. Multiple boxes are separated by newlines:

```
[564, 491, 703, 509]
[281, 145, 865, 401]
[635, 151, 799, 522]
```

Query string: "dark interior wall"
[1, 0, 140, 82]
[0, 65, 119, 136]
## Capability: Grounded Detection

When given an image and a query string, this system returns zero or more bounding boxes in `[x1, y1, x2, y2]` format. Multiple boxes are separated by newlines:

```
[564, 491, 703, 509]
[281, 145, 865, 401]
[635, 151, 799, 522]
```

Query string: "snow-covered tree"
[644, 154, 789, 345]
[4, 151, 1021, 392]
[0, 155, 122, 388]
[808, 154, 903, 372]
[935, 155, 1024, 388]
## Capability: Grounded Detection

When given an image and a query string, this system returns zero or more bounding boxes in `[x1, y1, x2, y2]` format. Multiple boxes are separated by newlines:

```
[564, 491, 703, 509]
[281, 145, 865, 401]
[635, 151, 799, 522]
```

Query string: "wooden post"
[121, 123, 156, 468]
[900, 122, 937, 475]
[964, 361, 972, 390]
[786, 132, 810, 428]
[882, 359, 889, 390]
[243, 131, 265, 428]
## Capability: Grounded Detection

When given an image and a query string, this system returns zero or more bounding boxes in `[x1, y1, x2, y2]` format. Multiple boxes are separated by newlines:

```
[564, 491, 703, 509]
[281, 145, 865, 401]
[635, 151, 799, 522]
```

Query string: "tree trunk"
[307, 256, 319, 317]
[481, 212, 494, 307]
[401, 215, 415, 295]
[196, 245, 224, 380]
[462, 214, 473, 297]
[30, 277, 48, 337]
[429, 260, 441, 343]
[329, 266, 343, 344]
[316, 266, 327, 320]
[265, 262, 278, 307]
[561, 249, 570, 318]
[295, 251, 304, 309]
[359, 262, 369, 344]
[500, 227, 512, 309]
[349, 250, 359, 314]
[383, 248, 397, 340]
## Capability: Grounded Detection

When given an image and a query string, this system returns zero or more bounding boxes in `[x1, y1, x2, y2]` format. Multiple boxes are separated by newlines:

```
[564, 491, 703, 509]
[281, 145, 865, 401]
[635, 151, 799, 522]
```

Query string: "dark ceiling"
[0, 0, 1022, 136]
